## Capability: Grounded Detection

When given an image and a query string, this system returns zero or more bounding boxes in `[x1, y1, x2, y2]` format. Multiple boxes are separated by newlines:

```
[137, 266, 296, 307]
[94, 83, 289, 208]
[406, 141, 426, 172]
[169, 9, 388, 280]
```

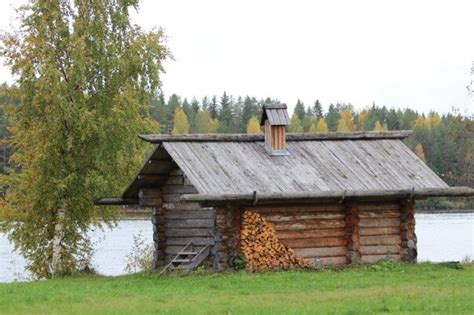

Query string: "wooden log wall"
[253, 204, 349, 266]
[213, 208, 228, 270]
[242, 201, 413, 267]
[148, 176, 415, 270]
[358, 202, 403, 263]
[152, 205, 165, 268]
[212, 207, 246, 270]
[144, 186, 165, 268]
[400, 201, 417, 261]
[345, 202, 361, 262]
[149, 168, 216, 267]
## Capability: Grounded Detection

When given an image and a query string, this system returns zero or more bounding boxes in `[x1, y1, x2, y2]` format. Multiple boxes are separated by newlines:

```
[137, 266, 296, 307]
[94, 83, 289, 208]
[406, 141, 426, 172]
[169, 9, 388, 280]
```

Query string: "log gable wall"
[149, 168, 216, 267]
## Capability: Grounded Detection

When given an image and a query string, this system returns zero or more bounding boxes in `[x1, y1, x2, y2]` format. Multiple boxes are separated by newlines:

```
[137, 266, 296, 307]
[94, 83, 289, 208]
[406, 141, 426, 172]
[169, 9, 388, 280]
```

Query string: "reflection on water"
[1, 212, 473, 283]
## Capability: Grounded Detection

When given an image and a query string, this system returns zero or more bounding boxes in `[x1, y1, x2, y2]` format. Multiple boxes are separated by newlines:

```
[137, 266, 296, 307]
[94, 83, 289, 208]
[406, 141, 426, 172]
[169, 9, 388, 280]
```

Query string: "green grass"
[1, 262, 473, 314]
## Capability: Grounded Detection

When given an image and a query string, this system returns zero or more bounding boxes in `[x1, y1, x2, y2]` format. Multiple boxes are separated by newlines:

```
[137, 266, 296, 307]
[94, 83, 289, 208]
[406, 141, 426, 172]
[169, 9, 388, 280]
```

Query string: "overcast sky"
[1, 0, 473, 114]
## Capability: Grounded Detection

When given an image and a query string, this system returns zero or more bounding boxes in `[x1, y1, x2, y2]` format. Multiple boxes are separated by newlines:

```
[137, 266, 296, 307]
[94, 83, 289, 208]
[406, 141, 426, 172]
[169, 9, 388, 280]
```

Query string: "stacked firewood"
[240, 210, 309, 270]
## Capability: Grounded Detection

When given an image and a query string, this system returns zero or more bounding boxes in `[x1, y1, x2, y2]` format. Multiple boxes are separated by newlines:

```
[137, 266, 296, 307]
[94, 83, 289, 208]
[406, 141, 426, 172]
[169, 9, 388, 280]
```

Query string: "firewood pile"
[240, 210, 309, 270]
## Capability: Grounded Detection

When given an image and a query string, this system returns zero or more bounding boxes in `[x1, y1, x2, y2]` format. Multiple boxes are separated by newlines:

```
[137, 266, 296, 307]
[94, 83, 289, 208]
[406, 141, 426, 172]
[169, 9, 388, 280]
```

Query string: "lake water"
[1, 212, 473, 283]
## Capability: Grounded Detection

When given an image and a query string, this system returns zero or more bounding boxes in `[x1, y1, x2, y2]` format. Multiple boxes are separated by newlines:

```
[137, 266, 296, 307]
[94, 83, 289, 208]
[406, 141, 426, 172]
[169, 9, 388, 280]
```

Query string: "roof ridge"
[139, 131, 413, 143]
[263, 103, 287, 109]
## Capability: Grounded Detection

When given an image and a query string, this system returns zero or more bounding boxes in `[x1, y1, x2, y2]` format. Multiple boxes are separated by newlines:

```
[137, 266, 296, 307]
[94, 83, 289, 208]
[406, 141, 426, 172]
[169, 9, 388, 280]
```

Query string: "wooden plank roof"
[162, 139, 449, 195]
[109, 131, 458, 202]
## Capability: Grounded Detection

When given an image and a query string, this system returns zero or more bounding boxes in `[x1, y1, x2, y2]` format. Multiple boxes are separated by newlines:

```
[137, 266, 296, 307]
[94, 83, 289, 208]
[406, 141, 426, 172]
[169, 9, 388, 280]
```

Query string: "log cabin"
[97, 104, 474, 272]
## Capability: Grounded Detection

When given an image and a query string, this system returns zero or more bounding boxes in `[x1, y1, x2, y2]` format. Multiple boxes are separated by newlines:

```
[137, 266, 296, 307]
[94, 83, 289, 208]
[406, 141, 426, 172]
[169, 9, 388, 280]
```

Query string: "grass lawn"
[0, 262, 473, 314]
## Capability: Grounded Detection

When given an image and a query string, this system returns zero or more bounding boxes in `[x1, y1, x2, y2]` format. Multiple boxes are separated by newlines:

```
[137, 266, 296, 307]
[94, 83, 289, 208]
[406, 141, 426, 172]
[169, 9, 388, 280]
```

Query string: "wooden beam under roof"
[180, 186, 474, 206]
[95, 197, 138, 205]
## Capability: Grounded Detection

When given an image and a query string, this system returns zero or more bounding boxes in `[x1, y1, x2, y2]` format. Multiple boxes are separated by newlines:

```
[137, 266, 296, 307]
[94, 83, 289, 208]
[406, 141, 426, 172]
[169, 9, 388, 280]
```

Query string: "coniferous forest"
[1, 83, 472, 208]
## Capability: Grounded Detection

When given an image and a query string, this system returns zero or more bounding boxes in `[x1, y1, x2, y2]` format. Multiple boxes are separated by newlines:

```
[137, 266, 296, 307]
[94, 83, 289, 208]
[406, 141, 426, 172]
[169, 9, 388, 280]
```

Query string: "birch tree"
[309, 118, 329, 133]
[171, 107, 190, 135]
[0, 0, 168, 278]
[288, 114, 303, 133]
[246, 116, 262, 134]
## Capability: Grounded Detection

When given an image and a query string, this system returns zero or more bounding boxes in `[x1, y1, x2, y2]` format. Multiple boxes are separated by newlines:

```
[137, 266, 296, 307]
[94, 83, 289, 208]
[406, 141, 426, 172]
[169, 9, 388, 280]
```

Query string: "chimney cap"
[260, 103, 290, 126]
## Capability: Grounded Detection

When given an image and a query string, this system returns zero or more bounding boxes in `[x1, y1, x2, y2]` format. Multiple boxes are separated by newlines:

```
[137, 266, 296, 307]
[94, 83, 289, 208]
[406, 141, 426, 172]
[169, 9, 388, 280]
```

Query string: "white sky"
[1, 0, 473, 114]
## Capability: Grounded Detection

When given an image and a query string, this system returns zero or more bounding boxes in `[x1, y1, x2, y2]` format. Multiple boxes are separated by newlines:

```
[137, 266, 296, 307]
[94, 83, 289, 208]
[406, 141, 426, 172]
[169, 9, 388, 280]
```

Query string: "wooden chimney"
[260, 104, 290, 155]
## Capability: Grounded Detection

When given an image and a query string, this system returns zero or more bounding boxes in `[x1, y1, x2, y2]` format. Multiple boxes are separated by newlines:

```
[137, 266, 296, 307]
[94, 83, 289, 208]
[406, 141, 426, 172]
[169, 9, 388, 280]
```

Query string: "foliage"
[124, 232, 154, 273]
[415, 143, 427, 163]
[368, 257, 402, 272]
[0, 264, 472, 314]
[246, 116, 262, 134]
[171, 107, 190, 135]
[0, 84, 18, 173]
[194, 110, 218, 133]
[0, 0, 168, 278]
[192, 265, 207, 275]
[218, 92, 232, 132]
[294, 99, 305, 121]
[232, 254, 247, 270]
[309, 118, 328, 133]
[337, 108, 355, 132]
[373, 120, 388, 131]
[288, 114, 303, 133]
[145, 93, 473, 207]
[325, 104, 340, 131]
[311, 100, 323, 119]
[1, 88, 472, 210]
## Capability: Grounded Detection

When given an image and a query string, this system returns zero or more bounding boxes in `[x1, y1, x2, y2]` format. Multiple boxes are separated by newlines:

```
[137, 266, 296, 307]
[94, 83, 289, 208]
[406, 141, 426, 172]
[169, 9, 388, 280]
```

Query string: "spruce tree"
[201, 96, 210, 111]
[241, 96, 259, 132]
[386, 108, 400, 130]
[218, 92, 232, 132]
[294, 99, 306, 121]
[209, 96, 218, 119]
[231, 96, 243, 132]
[150, 93, 166, 131]
[191, 98, 200, 113]
[325, 104, 340, 132]
[165, 94, 181, 133]
[312, 100, 323, 119]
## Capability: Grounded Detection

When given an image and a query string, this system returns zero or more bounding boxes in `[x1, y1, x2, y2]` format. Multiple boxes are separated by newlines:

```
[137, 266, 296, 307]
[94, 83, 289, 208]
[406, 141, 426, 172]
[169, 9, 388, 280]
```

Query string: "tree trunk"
[51, 206, 65, 275]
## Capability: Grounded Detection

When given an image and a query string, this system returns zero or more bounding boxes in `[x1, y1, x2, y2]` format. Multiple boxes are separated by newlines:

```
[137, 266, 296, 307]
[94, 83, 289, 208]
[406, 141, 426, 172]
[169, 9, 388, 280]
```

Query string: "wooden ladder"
[159, 241, 211, 276]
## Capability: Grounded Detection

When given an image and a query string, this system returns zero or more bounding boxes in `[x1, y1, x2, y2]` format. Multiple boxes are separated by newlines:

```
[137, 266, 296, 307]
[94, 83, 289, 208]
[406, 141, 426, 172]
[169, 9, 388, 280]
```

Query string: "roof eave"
[180, 187, 474, 207]
[95, 197, 139, 206]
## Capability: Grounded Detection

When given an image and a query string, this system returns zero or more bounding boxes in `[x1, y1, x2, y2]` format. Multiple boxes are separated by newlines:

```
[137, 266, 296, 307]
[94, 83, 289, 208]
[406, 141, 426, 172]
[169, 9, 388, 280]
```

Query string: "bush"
[124, 232, 154, 273]
[368, 257, 402, 272]
[232, 254, 246, 270]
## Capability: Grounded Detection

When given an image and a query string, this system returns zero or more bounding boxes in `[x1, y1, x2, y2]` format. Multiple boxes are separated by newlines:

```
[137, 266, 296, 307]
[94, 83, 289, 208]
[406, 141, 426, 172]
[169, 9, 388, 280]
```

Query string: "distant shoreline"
[415, 208, 474, 214]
